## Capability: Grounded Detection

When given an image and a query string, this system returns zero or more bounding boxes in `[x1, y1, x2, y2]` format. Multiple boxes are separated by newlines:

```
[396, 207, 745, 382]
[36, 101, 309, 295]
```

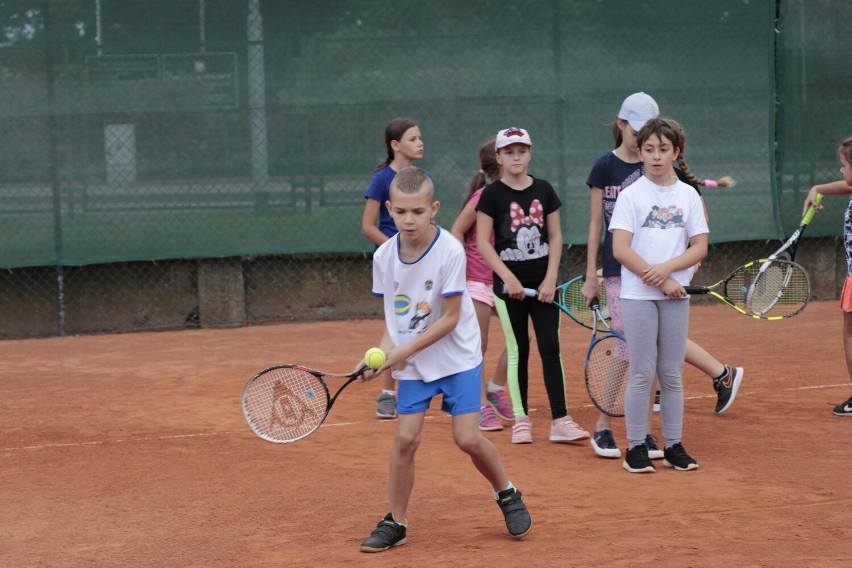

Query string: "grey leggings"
[621, 298, 690, 447]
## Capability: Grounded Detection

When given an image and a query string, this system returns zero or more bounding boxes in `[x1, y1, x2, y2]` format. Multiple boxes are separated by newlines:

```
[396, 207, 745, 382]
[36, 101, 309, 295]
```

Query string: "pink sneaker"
[478, 406, 503, 431]
[486, 389, 515, 421]
[549, 417, 590, 442]
[512, 417, 533, 444]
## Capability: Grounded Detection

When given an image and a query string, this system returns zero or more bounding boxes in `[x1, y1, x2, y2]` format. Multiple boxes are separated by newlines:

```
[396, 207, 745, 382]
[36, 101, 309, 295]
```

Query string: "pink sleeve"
[468, 186, 485, 207]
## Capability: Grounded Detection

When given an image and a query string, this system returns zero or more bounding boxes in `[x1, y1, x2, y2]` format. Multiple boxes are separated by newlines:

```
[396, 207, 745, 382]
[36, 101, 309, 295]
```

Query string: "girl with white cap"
[476, 128, 590, 445]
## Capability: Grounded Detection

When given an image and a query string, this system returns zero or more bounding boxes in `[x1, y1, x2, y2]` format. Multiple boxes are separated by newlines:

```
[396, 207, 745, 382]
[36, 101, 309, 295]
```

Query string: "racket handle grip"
[684, 286, 700, 293]
[501, 284, 538, 297]
[802, 192, 825, 224]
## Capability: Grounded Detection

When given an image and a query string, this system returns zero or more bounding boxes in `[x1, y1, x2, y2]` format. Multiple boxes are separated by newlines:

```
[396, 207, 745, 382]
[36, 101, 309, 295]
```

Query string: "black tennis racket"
[584, 298, 629, 417]
[748, 194, 822, 316]
[242, 364, 367, 444]
[767, 192, 823, 262]
[503, 275, 609, 330]
[685, 258, 810, 320]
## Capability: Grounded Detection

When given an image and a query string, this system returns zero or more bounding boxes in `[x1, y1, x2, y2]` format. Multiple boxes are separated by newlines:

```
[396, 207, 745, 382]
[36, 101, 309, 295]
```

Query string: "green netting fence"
[1, 0, 850, 337]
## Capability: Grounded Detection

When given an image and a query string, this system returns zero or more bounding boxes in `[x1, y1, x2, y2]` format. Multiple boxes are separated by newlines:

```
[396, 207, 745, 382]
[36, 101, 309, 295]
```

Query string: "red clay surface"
[2, 301, 850, 567]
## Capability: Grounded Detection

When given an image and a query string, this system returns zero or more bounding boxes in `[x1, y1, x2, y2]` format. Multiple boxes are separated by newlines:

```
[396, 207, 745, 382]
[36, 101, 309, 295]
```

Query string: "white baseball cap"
[618, 92, 660, 132]
[495, 127, 532, 150]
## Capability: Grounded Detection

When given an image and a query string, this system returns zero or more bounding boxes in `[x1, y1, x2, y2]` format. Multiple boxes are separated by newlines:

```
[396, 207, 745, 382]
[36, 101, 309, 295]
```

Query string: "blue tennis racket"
[503, 275, 610, 331]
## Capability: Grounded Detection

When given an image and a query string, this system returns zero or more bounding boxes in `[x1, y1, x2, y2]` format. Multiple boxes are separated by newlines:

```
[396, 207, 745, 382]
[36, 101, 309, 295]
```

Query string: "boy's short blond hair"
[390, 166, 434, 199]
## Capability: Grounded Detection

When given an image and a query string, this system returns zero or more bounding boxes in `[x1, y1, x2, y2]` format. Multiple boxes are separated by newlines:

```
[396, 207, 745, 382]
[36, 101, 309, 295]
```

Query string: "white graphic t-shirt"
[609, 176, 709, 300]
[372, 226, 482, 382]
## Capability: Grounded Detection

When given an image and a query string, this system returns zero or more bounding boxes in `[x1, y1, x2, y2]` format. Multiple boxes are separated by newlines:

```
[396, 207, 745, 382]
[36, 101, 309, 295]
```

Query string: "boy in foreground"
[355, 166, 532, 552]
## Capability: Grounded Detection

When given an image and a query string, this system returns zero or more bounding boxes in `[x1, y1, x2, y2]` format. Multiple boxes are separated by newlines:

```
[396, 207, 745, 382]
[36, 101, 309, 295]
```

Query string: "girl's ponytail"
[460, 138, 500, 211]
[676, 154, 735, 188]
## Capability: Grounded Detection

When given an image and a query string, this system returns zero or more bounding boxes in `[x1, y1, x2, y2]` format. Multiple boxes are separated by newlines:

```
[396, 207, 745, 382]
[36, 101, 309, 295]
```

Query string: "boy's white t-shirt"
[372, 226, 482, 382]
[608, 176, 709, 300]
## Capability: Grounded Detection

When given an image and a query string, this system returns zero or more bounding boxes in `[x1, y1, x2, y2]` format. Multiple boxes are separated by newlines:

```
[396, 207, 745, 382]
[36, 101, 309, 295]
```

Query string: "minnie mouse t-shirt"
[475, 176, 561, 290]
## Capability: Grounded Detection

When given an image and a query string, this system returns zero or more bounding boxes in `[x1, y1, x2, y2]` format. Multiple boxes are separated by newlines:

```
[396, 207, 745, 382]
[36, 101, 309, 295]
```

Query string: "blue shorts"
[396, 363, 482, 416]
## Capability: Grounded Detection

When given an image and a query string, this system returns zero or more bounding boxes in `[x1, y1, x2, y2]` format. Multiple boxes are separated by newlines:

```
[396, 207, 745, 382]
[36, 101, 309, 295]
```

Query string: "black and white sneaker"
[591, 429, 621, 458]
[833, 396, 852, 416]
[714, 365, 744, 415]
[663, 443, 700, 471]
[496, 487, 532, 538]
[623, 444, 655, 473]
[360, 513, 407, 552]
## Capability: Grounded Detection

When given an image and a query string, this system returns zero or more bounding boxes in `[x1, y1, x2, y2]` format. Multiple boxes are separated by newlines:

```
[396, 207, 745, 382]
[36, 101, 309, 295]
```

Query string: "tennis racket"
[242, 364, 367, 444]
[748, 193, 822, 316]
[502, 275, 609, 330]
[584, 298, 629, 417]
[685, 258, 810, 320]
[767, 192, 823, 262]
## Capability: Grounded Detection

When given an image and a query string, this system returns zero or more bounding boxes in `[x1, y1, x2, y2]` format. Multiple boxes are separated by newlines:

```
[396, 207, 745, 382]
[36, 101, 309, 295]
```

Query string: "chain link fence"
[1, 0, 850, 338]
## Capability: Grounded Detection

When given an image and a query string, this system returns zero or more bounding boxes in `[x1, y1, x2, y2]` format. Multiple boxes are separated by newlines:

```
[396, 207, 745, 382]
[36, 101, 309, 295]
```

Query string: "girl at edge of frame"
[475, 127, 590, 445]
[450, 137, 514, 432]
[610, 116, 708, 473]
[361, 118, 424, 420]
[802, 135, 852, 417]
[582, 92, 744, 462]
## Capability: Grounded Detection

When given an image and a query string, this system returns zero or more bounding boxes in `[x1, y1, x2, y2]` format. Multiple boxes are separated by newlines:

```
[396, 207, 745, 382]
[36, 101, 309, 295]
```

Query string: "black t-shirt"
[476, 176, 561, 289]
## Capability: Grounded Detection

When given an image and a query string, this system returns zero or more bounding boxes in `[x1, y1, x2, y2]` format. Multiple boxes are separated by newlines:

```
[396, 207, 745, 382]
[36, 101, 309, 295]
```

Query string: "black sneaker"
[833, 396, 852, 416]
[360, 513, 407, 552]
[714, 365, 744, 415]
[663, 442, 700, 471]
[644, 434, 664, 460]
[623, 444, 655, 473]
[496, 487, 532, 538]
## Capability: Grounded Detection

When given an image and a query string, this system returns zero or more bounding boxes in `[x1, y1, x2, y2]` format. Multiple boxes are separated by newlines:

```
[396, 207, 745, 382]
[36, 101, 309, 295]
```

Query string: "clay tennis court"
[2, 301, 849, 567]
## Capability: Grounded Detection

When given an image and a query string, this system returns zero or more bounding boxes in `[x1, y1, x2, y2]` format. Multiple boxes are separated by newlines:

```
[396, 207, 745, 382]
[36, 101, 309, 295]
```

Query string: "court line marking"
[2, 432, 224, 452]
[2, 382, 849, 453]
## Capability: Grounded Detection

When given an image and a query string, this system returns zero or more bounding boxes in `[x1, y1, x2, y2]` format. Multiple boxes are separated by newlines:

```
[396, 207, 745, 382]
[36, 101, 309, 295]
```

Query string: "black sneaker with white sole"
[663, 442, 700, 471]
[623, 444, 655, 473]
[360, 513, 407, 552]
[496, 487, 532, 538]
[833, 396, 852, 416]
[714, 365, 744, 415]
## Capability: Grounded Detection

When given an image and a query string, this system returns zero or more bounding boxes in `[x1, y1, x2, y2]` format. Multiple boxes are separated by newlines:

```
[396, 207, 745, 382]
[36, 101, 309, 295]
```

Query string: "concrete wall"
[0, 238, 844, 339]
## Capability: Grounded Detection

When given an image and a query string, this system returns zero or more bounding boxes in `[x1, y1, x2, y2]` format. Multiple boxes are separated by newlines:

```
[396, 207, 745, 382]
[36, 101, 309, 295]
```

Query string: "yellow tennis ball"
[364, 347, 386, 370]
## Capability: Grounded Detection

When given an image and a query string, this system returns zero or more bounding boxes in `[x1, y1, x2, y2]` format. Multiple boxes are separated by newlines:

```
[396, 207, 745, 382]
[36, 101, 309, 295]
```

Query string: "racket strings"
[243, 367, 328, 442]
[562, 278, 609, 329]
[746, 261, 810, 316]
[585, 335, 630, 416]
[745, 264, 784, 309]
